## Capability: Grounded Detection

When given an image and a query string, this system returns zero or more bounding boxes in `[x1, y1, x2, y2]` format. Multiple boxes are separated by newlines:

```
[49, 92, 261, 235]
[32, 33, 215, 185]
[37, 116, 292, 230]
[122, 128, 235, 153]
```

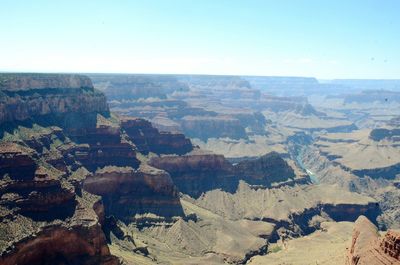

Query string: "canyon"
[0, 73, 399, 265]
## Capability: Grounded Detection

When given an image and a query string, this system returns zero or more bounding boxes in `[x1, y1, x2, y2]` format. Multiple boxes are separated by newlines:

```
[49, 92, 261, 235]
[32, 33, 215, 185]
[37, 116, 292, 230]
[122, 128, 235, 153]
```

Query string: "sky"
[0, 0, 399, 79]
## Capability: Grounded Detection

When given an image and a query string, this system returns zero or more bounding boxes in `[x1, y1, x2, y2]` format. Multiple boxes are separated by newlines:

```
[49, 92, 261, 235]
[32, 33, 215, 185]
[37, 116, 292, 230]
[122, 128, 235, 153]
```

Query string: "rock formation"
[0, 73, 191, 264]
[120, 116, 193, 155]
[0, 73, 108, 124]
[346, 215, 400, 265]
[83, 165, 183, 220]
[234, 152, 295, 184]
[380, 230, 400, 261]
[149, 150, 298, 197]
[149, 149, 236, 197]
[1, 73, 390, 265]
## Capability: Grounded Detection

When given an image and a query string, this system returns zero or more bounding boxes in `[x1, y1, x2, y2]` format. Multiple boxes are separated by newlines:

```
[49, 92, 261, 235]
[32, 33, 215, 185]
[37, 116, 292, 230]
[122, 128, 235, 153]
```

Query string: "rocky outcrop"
[149, 150, 236, 197]
[83, 165, 183, 220]
[346, 216, 400, 265]
[121, 116, 193, 155]
[0, 142, 76, 221]
[0, 74, 172, 264]
[0, 142, 37, 180]
[0, 74, 214, 265]
[0, 73, 108, 124]
[0, 225, 118, 265]
[380, 230, 400, 260]
[66, 116, 140, 171]
[149, 150, 298, 197]
[0, 74, 226, 264]
[0, 192, 119, 265]
[234, 152, 295, 185]
[0, 144, 118, 264]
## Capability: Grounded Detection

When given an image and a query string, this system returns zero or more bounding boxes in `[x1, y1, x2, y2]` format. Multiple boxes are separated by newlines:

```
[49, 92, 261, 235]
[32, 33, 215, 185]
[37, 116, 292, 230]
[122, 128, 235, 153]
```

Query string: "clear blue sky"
[1, 0, 399, 79]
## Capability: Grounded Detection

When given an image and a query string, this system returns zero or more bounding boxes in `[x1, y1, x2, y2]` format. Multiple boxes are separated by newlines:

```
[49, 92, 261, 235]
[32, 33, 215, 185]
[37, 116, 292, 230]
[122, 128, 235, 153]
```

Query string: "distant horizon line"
[1, 70, 400, 81]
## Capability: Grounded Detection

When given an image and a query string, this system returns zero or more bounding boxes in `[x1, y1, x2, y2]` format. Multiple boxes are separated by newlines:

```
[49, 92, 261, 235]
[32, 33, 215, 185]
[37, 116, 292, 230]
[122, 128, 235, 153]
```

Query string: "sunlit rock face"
[0, 74, 191, 264]
[120, 116, 193, 155]
[346, 216, 400, 265]
[380, 230, 400, 261]
[83, 165, 184, 220]
[0, 73, 109, 124]
[0, 74, 121, 264]
[234, 152, 295, 184]
[149, 150, 298, 197]
[149, 150, 236, 197]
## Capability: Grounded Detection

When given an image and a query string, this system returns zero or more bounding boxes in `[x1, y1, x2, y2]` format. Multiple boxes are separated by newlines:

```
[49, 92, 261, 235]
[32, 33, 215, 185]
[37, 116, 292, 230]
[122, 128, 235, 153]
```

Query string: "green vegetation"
[268, 245, 282, 253]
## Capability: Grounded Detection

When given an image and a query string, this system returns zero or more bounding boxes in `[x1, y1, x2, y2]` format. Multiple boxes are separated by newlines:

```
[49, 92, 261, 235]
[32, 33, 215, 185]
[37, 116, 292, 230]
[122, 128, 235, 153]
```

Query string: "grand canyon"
[0, 73, 398, 265]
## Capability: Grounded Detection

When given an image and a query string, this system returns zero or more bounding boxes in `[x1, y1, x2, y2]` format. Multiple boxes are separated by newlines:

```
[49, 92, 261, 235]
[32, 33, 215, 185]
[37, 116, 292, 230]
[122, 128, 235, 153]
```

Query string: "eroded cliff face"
[83, 165, 183, 220]
[234, 152, 295, 184]
[120, 116, 193, 155]
[0, 74, 192, 264]
[346, 216, 400, 265]
[149, 150, 236, 197]
[380, 230, 400, 261]
[149, 150, 300, 197]
[0, 142, 117, 264]
[0, 192, 119, 265]
[0, 74, 108, 124]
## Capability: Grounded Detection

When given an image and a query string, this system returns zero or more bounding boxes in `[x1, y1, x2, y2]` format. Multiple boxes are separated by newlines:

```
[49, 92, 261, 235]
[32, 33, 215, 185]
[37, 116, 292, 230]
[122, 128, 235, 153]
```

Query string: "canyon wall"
[0, 74, 108, 124]
[346, 216, 399, 265]
[0, 74, 192, 264]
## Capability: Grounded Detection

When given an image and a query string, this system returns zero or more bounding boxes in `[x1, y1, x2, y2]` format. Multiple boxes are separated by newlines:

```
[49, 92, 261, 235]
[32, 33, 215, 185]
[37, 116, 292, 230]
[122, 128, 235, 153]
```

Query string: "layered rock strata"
[83, 165, 183, 220]
[0, 73, 108, 124]
[150, 150, 300, 197]
[120, 116, 192, 155]
[346, 215, 400, 265]
[0, 74, 192, 264]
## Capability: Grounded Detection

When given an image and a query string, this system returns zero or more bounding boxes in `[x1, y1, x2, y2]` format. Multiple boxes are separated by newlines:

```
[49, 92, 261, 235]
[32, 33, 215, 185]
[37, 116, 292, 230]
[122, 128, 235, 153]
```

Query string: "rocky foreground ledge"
[347, 216, 399, 265]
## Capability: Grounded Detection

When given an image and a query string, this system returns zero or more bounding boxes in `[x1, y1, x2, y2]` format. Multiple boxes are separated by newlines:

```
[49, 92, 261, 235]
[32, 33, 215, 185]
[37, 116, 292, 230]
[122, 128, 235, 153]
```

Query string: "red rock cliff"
[0, 73, 108, 124]
[346, 216, 400, 265]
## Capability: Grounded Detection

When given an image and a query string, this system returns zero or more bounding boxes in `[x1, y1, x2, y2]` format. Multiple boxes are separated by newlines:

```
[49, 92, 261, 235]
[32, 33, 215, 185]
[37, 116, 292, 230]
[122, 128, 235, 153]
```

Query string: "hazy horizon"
[1, 0, 399, 79]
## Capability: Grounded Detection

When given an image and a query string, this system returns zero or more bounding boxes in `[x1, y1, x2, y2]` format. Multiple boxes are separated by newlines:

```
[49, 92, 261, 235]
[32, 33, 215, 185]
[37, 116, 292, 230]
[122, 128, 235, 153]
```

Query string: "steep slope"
[0, 74, 192, 264]
[346, 216, 400, 265]
[0, 74, 119, 264]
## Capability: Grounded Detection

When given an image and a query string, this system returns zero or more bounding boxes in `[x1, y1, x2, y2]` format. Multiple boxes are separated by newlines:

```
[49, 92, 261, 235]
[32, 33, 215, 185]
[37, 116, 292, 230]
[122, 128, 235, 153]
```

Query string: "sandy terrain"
[315, 129, 400, 170]
[249, 221, 353, 265]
